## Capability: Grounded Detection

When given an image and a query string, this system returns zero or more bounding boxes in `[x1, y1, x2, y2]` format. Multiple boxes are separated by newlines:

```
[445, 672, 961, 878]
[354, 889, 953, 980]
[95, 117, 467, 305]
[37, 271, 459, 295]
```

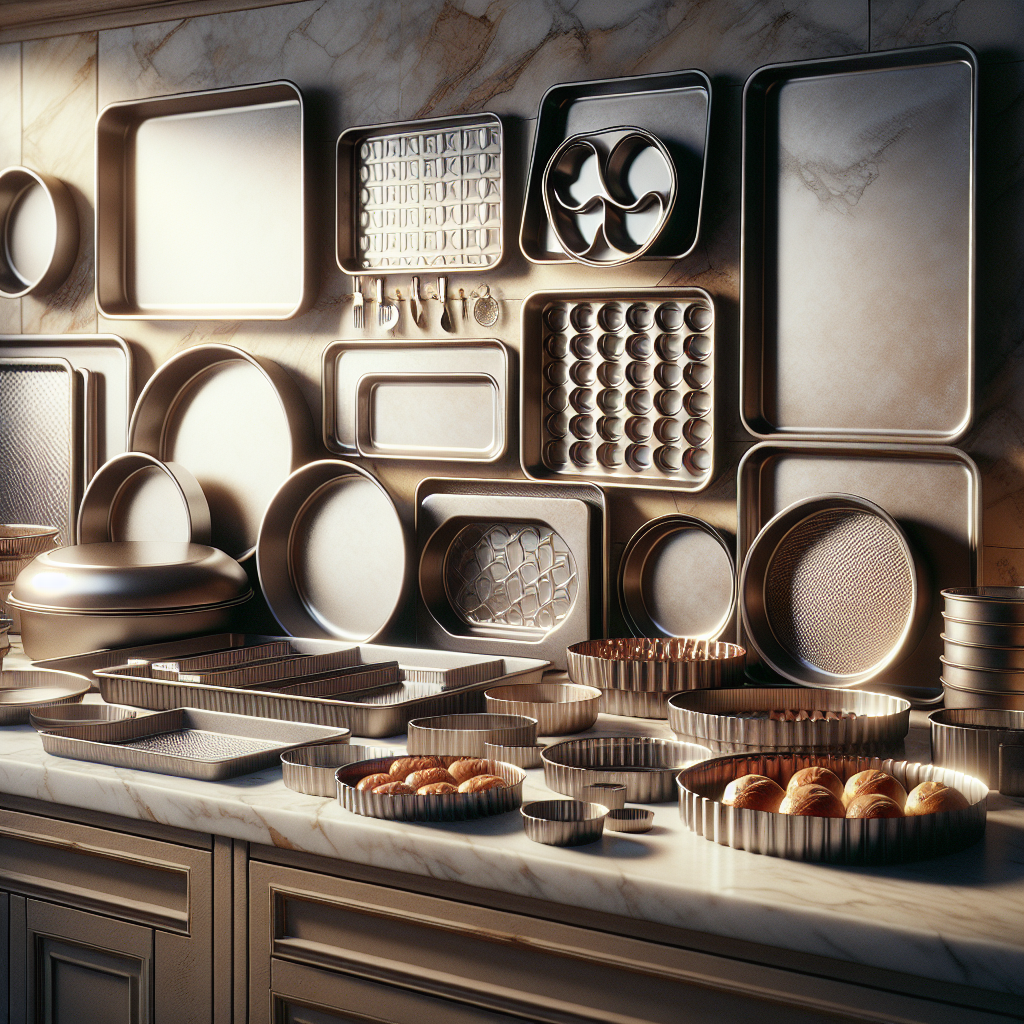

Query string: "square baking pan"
[520, 70, 711, 264]
[740, 44, 976, 443]
[96, 80, 310, 320]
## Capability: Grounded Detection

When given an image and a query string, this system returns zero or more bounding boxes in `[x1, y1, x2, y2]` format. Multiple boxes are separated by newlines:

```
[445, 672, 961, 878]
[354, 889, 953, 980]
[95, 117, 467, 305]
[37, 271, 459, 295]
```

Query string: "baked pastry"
[372, 781, 414, 794]
[389, 756, 443, 778]
[417, 781, 459, 795]
[786, 766, 844, 801]
[457, 774, 505, 793]
[721, 774, 785, 812]
[447, 758, 492, 785]
[356, 773, 395, 791]
[405, 767, 456, 790]
[779, 784, 845, 817]
[904, 780, 970, 816]
[843, 769, 907, 809]
[845, 793, 903, 819]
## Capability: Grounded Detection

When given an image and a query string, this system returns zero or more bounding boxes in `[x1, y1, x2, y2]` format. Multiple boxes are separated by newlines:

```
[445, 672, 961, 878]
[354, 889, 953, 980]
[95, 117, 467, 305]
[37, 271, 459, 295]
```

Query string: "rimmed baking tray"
[39, 707, 347, 780]
[677, 752, 987, 864]
[96, 80, 310, 319]
[416, 477, 607, 670]
[737, 443, 981, 703]
[129, 344, 314, 561]
[740, 44, 976, 444]
[337, 113, 503, 273]
[930, 708, 1024, 796]
[321, 340, 509, 460]
[520, 70, 711, 264]
[0, 669, 91, 725]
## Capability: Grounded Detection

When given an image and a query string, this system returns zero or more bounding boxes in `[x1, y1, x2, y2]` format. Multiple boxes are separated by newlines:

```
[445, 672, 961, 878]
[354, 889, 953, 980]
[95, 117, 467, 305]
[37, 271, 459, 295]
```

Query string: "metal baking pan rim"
[8, 590, 253, 617]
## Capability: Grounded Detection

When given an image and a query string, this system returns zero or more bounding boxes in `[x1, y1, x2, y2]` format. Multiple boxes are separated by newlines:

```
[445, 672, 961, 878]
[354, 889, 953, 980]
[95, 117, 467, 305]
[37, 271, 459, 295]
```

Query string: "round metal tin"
[406, 713, 538, 758]
[257, 460, 407, 643]
[676, 752, 987, 864]
[597, 687, 672, 719]
[29, 702, 139, 731]
[0, 669, 90, 725]
[940, 657, 1024, 694]
[605, 808, 654, 834]
[78, 452, 211, 545]
[929, 708, 1024, 796]
[0, 524, 60, 559]
[128, 344, 314, 561]
[942, 587, 1024, 624]
[618, 515, 734, 640]
[941, 680, 1024, 711]
[281, 743, 391, 799]
[942, 614, 1024, 648]
[521, 800, 608, 846]
[482, 742, 545, 769]
[484, 682, 600, 735]
[943, 635, 1024, 672]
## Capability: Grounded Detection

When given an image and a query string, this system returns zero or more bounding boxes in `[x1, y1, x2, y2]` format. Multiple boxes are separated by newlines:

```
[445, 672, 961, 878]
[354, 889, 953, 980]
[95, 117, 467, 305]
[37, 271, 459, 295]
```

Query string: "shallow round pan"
[29, 702, 139, 731]
[567, 638, 745, 692]
[521, 799, 607, 846]
[257, 459, 406, 643]
[406, 713, 538, 758]
[942, 587, 1024, 624]
[940, 657, 1024, 694]
[597, 687, 672, 719]
[0, 669, 90, 725]
[281, 743, 394, 799]
[942, 614, 1024, 648]
[484, 682, 600, 735]
[941, 680, 1024, 711]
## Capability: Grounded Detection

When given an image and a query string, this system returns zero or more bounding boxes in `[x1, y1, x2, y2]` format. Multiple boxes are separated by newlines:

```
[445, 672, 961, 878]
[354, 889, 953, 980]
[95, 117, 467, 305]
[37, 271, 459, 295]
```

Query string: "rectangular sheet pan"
[740, 44, 976, 443]
[96, 80, 309, 320]
[737, 443, 981, 702]
[322, 340, 509, 459]
[520, 70, 710, 264]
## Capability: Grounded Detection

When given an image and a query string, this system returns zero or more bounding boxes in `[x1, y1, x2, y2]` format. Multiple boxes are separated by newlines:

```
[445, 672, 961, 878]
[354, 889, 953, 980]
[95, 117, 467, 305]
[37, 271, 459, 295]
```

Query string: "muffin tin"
[521, 289, 714, 491]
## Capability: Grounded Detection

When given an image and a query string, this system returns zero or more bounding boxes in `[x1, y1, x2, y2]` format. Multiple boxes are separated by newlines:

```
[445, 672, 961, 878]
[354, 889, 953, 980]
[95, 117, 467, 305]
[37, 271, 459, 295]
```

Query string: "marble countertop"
[0, 657, 1021, 1000]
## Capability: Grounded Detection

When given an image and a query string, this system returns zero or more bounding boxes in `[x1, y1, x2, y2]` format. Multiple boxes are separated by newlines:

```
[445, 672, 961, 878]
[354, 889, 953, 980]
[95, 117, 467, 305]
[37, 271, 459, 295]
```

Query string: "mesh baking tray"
[38, 707, 348, 780]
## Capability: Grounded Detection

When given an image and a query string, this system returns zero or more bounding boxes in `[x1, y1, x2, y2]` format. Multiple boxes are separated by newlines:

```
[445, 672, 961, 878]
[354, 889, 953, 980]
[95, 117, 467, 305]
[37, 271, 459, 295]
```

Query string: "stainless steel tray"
[415, 478, 607, 670]
[677, 752, 987, 864]
[337, 113, 503, 274]
[39, 707, 347, 780]
[520, 70, 710, 264]
[740, 44, 976, 444]
[129, 344, 314, 561]
[929, 709, 1024, 796]
[96, 80, 310, 319]
[0, 669, 90, 725]
[321, 340, 509, 459]
[521, 288, 714, 491]
[737, 443, 981, 703]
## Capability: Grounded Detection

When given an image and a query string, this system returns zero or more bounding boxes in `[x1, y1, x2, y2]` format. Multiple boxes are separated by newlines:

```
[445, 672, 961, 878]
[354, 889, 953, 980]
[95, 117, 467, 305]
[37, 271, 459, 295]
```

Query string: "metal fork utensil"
[376, 278, 399, 329]
[352, 275, 364, 330]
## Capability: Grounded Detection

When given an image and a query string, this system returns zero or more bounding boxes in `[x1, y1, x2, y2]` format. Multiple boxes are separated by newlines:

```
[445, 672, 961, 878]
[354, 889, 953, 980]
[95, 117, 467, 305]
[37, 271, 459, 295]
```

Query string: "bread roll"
[779, 784, 845, 817]
[843, 769, 907, 809]
[372, 781, 414, 794]
[389, 756, 443, 778]
[448, 758, 492, 785]
[786, 766, 843, 800]
[458, 774, 505, 793]
[845, 793, 903, 819]
[356, 773, 395, 791]
[405, 767, 456, 789]
[417, 781, 459, 795]
[722, 774, 786, 812]
[905, 780, 970, 816]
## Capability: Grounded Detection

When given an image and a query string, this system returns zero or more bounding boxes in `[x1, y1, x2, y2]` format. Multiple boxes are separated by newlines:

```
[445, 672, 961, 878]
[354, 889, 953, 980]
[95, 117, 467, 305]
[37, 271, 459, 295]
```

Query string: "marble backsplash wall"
[0, 0, 1021, 637]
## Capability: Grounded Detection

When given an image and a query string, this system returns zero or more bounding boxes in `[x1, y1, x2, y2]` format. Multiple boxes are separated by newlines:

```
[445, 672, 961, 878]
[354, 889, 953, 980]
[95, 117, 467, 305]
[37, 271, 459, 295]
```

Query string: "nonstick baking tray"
[740, 44, 976, 444]
[96, 80, 310, 319]
[521, 288, 714, 491]
[39, 707, 347, 780]
[322, 340, 509, 459]
[737, 443, 981, 703]
[337, 113, 503, 273]
[416, 478, 607, 670]
[520, 70, 711, 264]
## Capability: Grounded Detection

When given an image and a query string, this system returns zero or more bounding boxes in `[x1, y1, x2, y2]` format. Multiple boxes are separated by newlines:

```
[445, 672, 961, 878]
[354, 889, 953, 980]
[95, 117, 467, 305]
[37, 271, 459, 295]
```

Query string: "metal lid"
[8, 542, 251, 614]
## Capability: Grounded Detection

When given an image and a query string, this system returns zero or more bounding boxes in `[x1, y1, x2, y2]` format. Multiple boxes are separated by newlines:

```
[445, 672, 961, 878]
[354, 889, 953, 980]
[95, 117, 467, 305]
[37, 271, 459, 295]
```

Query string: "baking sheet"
[740, 44, 976, 443]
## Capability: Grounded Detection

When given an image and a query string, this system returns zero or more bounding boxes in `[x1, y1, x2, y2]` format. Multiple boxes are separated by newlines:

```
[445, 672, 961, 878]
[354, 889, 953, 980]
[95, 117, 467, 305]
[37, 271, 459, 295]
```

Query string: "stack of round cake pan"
[940, 588, 1024, 709]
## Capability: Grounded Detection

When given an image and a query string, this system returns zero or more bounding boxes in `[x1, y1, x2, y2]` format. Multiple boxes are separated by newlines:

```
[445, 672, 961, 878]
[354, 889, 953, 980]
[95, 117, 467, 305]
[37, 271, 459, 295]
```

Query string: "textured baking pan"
[737, 443, 981, 703]
[96, 80, 310, 319]
[542, 736, 711, 803]
[281, 743, 394, 798]
[39, 707, 347, 780]
[521, 70, 710, 264]
[337, 113, 503, 274]
[337, 756, 525, 821]
[667, 687, 910, 755]
[677, 752, 987, 864]
[416, 478, 607, 670]
[567, 639, 745, 692]
[0, 669, 90, 725]
[322, 340, 509, 459]
[406, 713, 538, 758]
[521, 288, 714, 492]
[741, 44, 976, 444]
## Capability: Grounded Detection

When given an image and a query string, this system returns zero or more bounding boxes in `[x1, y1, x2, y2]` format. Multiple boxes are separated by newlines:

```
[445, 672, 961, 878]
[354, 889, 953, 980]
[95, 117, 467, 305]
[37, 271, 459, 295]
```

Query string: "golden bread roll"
[845, 793, 903, 819]
[786, 766, 843, 800]
[447, 758, 492, 785]
[389, 756, 443, 778]
[405, 767, 456, 789]
[372, 781, 414, 794]
[843, 769, 907, 809]
[722, 774, 785, 812]
[356, 773, 395, 791]
[779, 784, 845, 817]
[904, 780, 970, 816]
[417, 781, 459, 795]
[457, 774, 505, 793]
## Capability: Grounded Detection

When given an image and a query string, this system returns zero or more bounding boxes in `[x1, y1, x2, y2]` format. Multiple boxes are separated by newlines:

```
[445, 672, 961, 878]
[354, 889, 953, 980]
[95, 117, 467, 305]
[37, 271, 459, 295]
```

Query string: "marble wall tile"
[985, 546, 1024, 587]
[872, 0, 1024, 63]
[0, 42, 21, 334]
[21, 33, 97, 334]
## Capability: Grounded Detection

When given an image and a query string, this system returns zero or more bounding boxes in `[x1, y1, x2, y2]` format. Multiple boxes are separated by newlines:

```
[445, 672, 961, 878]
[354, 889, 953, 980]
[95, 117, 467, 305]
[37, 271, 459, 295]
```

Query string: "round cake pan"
[29, 702, 138, 731]
[740, 494, 928, 688]
[942, 614, 1024, 648]
[943, 635, 1024, 671]
[677, 752, 986, 864]
[597, 687, 672, 719]
[128, 344, 314, 561]
[618, 515, 734, 641]
[482, 742, 545, 769]
[0, 166, 79, 298]
[281, 743, 392, 799]
[337, 756, 525, 821]
[567, 638, 746, 693]
[940, 658, 1024, 694]
[521, 800, 607, 846]
[542, 736, 711, 803]
[0, 669, 90, 725]
[605, 808, 654, 834]
[941, 680, 1024, 711]
[942, 587, 1024, 624]
[667, 687, 910, 755]
[484, 682, 600, 735]
[78, 452, 211, 545]
[0, 524, 60, 559]
[257, 459, 406, 644]
[930, 708, 1024, 796]
[406, 713, 538, 758]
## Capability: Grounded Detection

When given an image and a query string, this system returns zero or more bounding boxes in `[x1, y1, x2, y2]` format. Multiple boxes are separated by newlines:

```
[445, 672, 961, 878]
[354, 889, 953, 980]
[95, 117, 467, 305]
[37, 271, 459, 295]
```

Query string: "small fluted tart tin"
[677, 752, 987, 864]
[484, 682, 600, 735]
[281, 743, 394, 798]
[567, 638, 745, 692]
[337, 756, 525, 821]
[406, 713, 538, 757]
[605, 808, 654, 834]
[667, 687, 910, 755]
[929, 709, 1024, 796]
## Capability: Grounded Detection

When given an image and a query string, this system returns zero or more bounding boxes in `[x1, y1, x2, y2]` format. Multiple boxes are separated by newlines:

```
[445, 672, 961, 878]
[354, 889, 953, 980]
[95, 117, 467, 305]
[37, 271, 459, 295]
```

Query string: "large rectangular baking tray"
[38, 707, 347, 780]
[0, 335, 132, 471]
[737, 443, 981, 703]
[740, 44, 976, 444]
[416, 478, 607, 670]
[96, 80, 310, 320]
[520, 70, 711, 264]
[321, 340, 509, 459]
[337, 113, 503, 274]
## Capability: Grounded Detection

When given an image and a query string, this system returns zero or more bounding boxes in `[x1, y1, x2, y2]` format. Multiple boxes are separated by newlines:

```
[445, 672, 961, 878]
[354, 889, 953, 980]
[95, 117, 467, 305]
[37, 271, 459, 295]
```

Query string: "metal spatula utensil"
[438, 276, 453, 333]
